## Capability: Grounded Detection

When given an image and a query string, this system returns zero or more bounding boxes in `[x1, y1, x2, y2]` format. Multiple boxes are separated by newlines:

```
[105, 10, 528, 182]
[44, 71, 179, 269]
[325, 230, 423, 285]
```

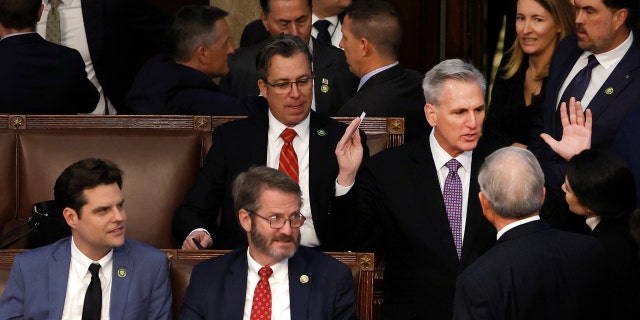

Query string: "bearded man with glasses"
[173, 34, 368, 251]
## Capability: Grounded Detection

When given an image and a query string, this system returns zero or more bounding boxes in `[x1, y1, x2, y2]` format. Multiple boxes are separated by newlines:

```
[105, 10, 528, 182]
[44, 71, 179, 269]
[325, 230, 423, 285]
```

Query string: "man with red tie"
[179, 166, 355, 319]
[172, 34, 368, 251]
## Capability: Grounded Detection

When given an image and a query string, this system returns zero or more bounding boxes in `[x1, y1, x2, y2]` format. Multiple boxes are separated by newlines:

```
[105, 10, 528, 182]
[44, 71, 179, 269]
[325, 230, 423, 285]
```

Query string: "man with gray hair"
[453, 147, 607, 319]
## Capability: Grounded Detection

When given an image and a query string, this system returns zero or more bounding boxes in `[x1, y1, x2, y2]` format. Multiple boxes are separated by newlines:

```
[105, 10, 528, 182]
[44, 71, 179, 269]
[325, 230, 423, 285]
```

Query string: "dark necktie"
[82, 263, 102, 320]
[444, 159, 463, 260]
[555, 55, 599, 136]
[313, 20, 332, 45]
[250, 266, 273, 320]
[45, 0, 62, 44]
[279, 128, 299, 182]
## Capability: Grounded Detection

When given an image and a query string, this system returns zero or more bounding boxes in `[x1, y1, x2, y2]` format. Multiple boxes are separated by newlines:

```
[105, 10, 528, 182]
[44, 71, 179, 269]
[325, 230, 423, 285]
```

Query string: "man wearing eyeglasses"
[179, 166, 356, 319]
[172, 34, 368, 251]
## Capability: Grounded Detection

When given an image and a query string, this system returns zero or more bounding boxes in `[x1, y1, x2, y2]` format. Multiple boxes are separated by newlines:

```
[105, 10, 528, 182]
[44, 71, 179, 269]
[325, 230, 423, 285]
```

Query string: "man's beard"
[250, 225, 300, 261]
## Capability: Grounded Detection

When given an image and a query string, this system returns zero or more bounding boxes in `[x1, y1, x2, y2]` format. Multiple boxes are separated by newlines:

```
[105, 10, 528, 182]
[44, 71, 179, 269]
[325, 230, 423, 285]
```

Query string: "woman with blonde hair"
[484, 0, 575, 148]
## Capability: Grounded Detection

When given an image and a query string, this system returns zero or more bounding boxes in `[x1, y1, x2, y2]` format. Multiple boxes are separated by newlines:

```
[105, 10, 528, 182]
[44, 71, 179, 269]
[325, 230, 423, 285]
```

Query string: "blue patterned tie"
[444, 159, 463, 260]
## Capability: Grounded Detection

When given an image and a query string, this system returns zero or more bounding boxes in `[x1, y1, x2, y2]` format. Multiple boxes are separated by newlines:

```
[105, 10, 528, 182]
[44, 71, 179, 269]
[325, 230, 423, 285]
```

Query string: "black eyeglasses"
[244, 209, 306, 229]
[263, 76, 314, 94]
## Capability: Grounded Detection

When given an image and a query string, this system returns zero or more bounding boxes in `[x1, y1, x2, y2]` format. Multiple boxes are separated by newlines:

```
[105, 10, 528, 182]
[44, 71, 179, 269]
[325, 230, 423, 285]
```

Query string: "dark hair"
[54, 158, 123, 216]
[603, 0, 638, 29]
[166, 5, 229, 62]
[260, 0, 312, 15]
[566, 149, 637, 220]
[256, 34, 313, 80]
[0, 0, 41, 30]
[232, 166, 302, 215]
[345, 0, 402, 58]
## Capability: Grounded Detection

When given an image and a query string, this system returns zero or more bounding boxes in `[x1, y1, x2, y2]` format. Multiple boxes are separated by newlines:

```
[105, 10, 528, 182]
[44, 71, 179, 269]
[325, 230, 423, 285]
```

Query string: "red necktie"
[250, 266, 273, 320]
[279, 128, 299, 182]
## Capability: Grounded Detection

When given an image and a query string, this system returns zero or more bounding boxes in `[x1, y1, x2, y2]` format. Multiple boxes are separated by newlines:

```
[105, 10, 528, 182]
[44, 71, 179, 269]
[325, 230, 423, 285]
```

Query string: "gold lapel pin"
[321, 78, 330, 93]
[317, 129, 326, 136]
[605, 87, 614, 95]
[117, 268, 127, 278]
[300, 275, 309, 284]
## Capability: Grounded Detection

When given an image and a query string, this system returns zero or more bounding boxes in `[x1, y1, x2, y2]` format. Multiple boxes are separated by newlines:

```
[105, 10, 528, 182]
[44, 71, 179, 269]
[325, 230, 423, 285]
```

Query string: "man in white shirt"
[179, 166, 356, 319]
[0, 158, 172, 319]
[311, 0, 351, 48]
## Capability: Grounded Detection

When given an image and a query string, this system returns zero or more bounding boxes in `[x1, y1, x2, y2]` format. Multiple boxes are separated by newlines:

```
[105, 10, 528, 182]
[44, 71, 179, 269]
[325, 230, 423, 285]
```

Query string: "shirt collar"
[246, 249, 289, 282]
[497, 215, 540, 240]
[584, 30, 634, 70]
[585, 216, 601, 231]
[70, 237, 113, 279]
[429, 129, 473, 172]
[358, 61, 399, 91]
[311, 14, 339, 26]
[268, 110, 311, 144]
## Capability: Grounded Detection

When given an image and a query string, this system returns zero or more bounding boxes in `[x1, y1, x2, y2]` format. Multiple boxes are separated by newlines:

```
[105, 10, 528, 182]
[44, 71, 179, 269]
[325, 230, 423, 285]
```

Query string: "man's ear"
[260, 12, 269, 33]
[425, 103, 437, 127]
[63, 207, 79, 229]
[478, 192, 494, 222]
[238, 209, 252, 233]
[258, 78, 268, 97]
[613, 8, 629, 30]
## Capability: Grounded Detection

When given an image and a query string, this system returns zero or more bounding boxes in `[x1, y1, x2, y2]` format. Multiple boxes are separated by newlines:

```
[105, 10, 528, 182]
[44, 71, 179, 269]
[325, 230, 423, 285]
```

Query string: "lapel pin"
[317, 129, 326, 136]
[300, 275, 309, 284]
[321, 78, 330, 93]
[605, 87, 614, 95]
[117, 268, 127, 278]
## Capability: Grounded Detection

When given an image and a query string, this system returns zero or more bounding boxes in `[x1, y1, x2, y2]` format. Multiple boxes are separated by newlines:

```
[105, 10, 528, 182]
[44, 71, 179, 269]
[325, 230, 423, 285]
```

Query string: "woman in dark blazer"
[483, 0, 574, 148]
[563, 149, 640, 319]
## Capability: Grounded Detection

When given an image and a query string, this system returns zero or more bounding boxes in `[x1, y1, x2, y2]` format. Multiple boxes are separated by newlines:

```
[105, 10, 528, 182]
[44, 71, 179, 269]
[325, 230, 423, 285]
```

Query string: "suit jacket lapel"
[311, 38, 332, 115]
[81, 0, 104, 63]
[50, 239, 72, 319]
[460, 144, 488, 266]
[288, 252, 311, 319]
[249, 110, 270, 166]
[308, 111, 329, 218]
[110, 243, 133, 320]
[224, 251, 249, 320]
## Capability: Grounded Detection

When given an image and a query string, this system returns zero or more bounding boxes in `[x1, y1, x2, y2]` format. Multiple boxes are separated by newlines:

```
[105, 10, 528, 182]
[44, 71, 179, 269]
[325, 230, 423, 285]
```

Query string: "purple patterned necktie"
[444, 159, 463, 260]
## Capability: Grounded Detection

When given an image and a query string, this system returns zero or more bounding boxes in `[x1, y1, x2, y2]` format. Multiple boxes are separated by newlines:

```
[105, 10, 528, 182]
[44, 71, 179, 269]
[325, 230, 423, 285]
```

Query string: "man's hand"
[181, 230, 212, 250]
[335, 117, 364, 186]
[540, 97, 592, 160]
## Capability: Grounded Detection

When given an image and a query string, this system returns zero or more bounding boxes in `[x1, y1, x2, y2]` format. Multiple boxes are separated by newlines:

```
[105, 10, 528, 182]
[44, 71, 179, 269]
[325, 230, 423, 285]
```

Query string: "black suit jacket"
[81, 0, 168, 114]
[0, 33, 98, 113]
[334, 65, 429, 141]
[333, 134, 496, 319]
[172, 110, 368, 250]
[454, 220, 607, 320]
[218, 38, 358, 116]
[179, 247, 356, 320]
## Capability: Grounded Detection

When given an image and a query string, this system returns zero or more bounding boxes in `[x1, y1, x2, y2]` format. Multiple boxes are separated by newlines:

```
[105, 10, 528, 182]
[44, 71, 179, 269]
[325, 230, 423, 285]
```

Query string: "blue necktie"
[555, 54, 599, 137]
[313, 20, 332, 44]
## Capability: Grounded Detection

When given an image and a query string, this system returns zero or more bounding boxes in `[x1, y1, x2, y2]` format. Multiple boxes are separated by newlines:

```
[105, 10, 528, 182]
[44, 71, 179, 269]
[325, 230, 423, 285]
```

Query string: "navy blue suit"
[0, 237, 172, 319]
[126, 54, 254, 115]
[529, 33, 640, 230]
[454, 220, 607, 320]
[179, 247, 356, 320]
[81, 0, 168, 114]
[0, 33, 98, 113]
[218, 38, 358, 116]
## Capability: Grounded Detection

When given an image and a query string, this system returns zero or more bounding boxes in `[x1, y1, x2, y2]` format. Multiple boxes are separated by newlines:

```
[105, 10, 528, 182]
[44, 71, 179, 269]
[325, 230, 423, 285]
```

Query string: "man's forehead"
[267, 0, 311, 17]
[266, 53, 311, 77]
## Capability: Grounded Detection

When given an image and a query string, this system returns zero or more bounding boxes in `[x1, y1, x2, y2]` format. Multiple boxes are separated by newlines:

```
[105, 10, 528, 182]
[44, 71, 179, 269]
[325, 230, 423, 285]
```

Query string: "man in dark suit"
[36, 0, 168, 114]
[0, 0, 98, 113]
[335, 0, 428, 141]
[126, 5, 252, 116]
[332, 59, 496, 319]
[0, 158, 172, 319]
[453, 147, 606, 320]
[173, 34, 367, 251]
[219, 0, 358, 116]
[530, 0, 640, 231]
[180, 166, 355, 319]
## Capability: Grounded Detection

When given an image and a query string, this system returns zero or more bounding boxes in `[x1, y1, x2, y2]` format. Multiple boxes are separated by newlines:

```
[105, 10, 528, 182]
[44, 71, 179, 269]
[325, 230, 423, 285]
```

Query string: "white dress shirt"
[37, 0, 115, 114]
[430, 130, 473, 244]
[311, 14, 343, 49]
[62, 237, 113, 320]
[244, 251, 290, 320]
[556, 31, 633, 110]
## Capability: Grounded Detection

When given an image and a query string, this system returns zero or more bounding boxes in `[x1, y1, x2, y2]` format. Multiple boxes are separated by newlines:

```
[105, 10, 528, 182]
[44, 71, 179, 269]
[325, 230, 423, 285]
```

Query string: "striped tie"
[279, 128, 299, 182]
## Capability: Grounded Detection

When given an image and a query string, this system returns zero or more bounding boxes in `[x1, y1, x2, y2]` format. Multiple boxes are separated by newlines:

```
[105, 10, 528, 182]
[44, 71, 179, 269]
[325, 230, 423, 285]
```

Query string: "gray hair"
[478, 147, 545, 219]
[232, 166, 303, 215]
[422, 59, 486, 105]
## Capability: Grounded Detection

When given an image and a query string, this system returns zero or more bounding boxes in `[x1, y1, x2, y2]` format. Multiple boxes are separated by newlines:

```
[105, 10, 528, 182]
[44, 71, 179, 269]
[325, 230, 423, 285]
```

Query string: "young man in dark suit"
[335, 0, 428, 141]
[453, 147, 606, 319]
[173, 34, 367, 251]
[180, 166, 355, 319]
[219, 0, 358, 116]
[0, 0, 98, 113]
